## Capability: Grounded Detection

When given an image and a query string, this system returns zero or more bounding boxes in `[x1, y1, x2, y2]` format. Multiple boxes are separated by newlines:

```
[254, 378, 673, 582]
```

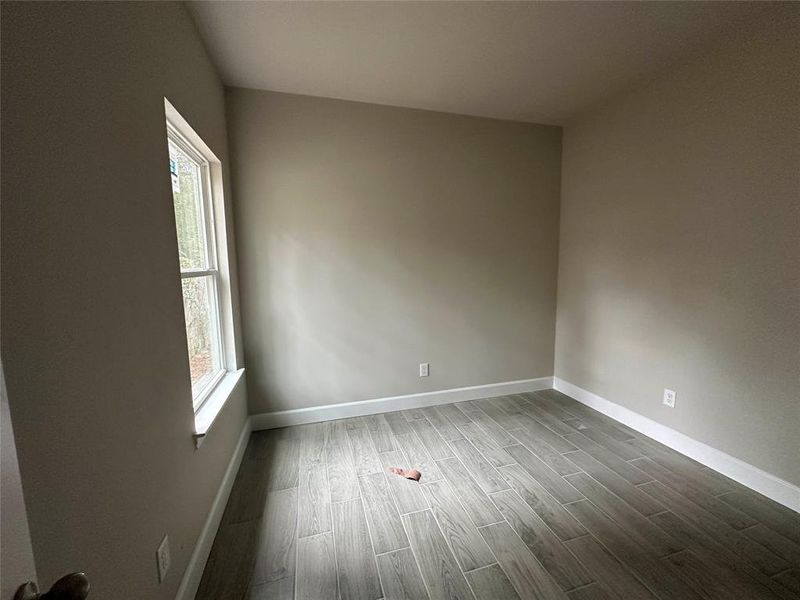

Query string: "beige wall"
[1, 3, 248, 599]
[227, 89, 561, 414]
[556, 7, 800, 486]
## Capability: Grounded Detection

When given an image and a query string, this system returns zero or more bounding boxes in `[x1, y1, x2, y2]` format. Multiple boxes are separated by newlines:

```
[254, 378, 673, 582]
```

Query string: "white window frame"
[168, 126, 226, 408]
[165, 99, 243, 444]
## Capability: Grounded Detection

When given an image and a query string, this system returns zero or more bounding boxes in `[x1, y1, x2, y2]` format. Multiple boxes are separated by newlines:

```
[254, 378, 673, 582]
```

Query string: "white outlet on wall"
[663, 388, 677, 408]
[156, 534, 170, 583]
[419, 362, 429, 377]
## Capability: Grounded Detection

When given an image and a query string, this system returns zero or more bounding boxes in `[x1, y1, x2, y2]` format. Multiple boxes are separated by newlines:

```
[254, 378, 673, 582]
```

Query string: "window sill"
[192, 368, 244, 448]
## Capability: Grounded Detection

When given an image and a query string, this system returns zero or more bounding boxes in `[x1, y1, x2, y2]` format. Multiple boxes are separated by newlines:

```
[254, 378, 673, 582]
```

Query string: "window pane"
[181, 275, 222, 399]
[169, 139, 208, 270]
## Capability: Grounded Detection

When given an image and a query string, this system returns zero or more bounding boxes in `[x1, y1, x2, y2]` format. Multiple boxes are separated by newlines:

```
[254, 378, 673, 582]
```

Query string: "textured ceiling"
[187, 1, 767, 125]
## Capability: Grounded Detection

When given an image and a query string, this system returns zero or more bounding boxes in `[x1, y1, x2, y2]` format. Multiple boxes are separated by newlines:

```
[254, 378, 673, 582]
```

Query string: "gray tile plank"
[402, 510, 476, 600]
[349, 426, 382, 475]
[448, 438, 510, 494]
[508, 427, 582, 476]
[774, 569, 800, 596]
[564, 472, 683, 557]
[565, 499, 704, 600]
[504, 444, 584, 504]
[318, 420, 335, 449]
[366, 414, 397, 453]
[267, 426, 302, 441]
[327, 441, 360, 503]
[421, 480, 495, 572]
[344, 416, 367, 430]
[566, 450, 664, 516]
[639, 481, 791, 576]
[456, 421, 515, 468]
[421, 407, 464, 442]
[376, 548, 431, 600]
[221, 442, 270, 525]
[511, 394, 576, 435]
[629, 438, 730, 496]
[296, 532, 338, 600]
[394, 432, 444, 482]
[197, 520, 260, 600]
[461, 407, 517, 447]
[489, 395, 523, 413]
[402, 408, 426, 421]
[241, 428, 275, 458]
[332, 498, 383, 600]
[253, 488, 297, 585]
[379, 451, 429, 514]
[297, 422, 327, 466]
[465, 564, 521, 600]
[699, 466, 755, 495]
[566, 583, 614, 600]
[454, 400, 479, 412]
[563, 534, 657, 600]
[535, 390, 635, 442]
[499, 464, 587, 541]
[437, 457, 503, 527]
[359, 472, 410, 554]
[718, 491, 800, 546]
[298, 463, 332, 538]
[490, 489, 593, 591]
[248, 577, 294, 600]
[479, 521, 569, 599]
[384, 410, 412, 435]
[532, 389, 595, 417]
[575, 426, 643, 461]
[592, 420, 640, 443]
[525, 391, 580, 422]
[628, 436, 706, 472]
[650, 509, 793, 600]
[742, 524, 800, 565]
[538, 390, 613, 418]
[563, 432, 652, 485]
[474, 397, 523, 430]
[563, 417, 591, 431]
[512, 414, 577, 453]
[409, 418, 455, 461]
[327, 419, 350, 446]
[267, 437, 301, 491]
[663, 549, 745, 600]
[437, 402, 472, 426]
[630, 456, 757, 529]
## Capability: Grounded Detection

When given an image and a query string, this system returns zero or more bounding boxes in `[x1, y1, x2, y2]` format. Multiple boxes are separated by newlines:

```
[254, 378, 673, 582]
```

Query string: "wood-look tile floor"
[196, 389, 800, 600]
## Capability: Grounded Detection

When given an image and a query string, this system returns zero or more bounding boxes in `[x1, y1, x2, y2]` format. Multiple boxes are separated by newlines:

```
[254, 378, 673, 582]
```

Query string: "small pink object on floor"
[389, 467, 422, 482]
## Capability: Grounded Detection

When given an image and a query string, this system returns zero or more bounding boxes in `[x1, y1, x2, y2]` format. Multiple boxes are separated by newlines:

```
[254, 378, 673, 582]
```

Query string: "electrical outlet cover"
[419, 362, 429, 377]
[663, 389, 676, 408]
[156, 535, 170, 583]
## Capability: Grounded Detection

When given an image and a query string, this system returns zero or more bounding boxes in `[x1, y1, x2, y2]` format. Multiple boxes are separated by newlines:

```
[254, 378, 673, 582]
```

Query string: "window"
[168, 129, 224, 407]
[165, 99, 241, 433]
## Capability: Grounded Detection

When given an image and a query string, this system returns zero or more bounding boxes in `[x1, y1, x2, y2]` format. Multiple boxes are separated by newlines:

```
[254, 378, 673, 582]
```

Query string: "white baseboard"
[554, 377, 800, 513]
[175, 416, 252, 600]
[250, 376, 554, 430]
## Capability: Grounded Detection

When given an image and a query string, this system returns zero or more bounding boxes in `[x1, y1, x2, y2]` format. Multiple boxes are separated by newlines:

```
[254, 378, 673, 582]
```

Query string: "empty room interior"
[2, 2, 799, 599]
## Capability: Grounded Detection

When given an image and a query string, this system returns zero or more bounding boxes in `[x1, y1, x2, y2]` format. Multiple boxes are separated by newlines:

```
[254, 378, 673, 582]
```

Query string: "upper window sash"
[167, 123, 219, 274]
